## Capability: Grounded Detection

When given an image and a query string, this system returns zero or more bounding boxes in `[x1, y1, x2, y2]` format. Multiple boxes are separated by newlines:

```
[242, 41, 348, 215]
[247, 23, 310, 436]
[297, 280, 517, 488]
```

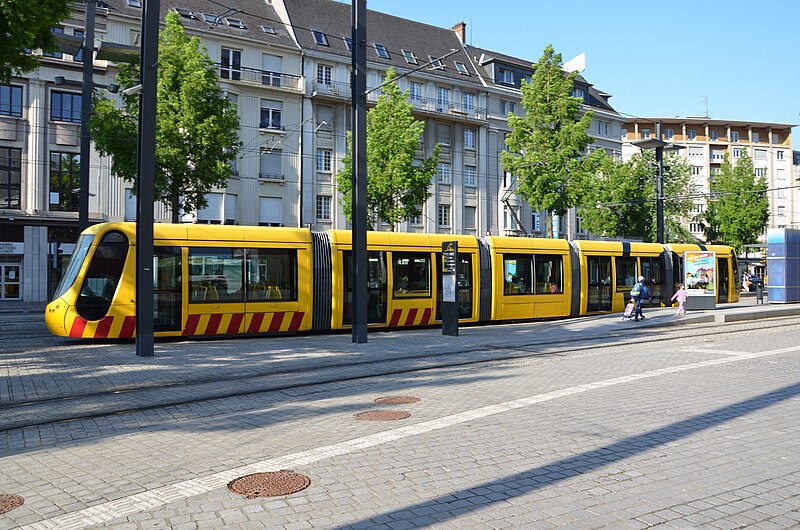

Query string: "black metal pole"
[135, 0, 159, 357]
[656, 121, 665, 244]
[351, 0, 368, 343]
[78, 0, 95, 232]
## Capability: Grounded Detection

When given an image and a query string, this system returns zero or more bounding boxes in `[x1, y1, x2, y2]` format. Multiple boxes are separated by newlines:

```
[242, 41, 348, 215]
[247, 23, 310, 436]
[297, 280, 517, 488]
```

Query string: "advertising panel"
[683, 251, 717, 310]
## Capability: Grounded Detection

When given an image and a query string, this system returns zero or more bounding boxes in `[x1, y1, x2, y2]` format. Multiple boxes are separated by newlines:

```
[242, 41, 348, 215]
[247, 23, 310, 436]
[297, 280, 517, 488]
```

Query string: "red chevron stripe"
[226, 313, 243, 334]
[69, 316, 87, 338]
[404, 308, 418, 326]
[289, 311, 304, 331]
[94, 316, 114, 339]
[389, 309, 402, 327]
[248, 312, 265, 333]
[268, 312, 285, 332]
[119, 316, 136, 338]
[420, 308, 432, 325]
[183, 314, 200, 336]
[206, 313, 222, 335]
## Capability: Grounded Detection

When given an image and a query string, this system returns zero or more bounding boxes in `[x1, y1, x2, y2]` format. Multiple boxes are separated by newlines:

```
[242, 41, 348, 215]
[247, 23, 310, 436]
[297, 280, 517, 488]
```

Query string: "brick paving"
[0, 298, 798, 529]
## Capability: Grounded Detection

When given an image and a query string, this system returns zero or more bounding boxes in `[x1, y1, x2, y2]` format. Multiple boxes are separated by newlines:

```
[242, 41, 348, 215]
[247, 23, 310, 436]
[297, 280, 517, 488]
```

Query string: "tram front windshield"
[51, 234, 95, 301]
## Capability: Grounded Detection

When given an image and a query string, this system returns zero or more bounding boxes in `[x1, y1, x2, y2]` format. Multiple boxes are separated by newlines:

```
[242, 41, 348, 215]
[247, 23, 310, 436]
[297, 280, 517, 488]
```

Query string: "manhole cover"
[228, 471, 310, 498]
[0, 494, 24, 514]
[356, 409, 411, 421]
[375, 396, 421, 405]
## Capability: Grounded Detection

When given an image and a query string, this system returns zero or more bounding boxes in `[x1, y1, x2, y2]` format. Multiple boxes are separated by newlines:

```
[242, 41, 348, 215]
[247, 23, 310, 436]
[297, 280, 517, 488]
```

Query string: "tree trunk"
[171, 193, 180, 224]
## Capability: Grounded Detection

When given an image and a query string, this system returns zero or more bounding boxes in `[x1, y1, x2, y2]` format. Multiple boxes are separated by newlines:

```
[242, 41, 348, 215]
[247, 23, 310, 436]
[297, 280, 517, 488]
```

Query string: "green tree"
[0, 0, 71, 83]
[501, 45, 596, 229]
[336, 68, 439, 230]
[89, 12, 240, 223]
[577, 150, 695, 242]
[702, 152, 769, 252]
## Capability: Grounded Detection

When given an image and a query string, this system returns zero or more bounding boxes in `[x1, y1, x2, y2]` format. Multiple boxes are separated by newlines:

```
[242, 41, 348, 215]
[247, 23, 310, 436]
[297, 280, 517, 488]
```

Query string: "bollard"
[756, 282, 764, 304]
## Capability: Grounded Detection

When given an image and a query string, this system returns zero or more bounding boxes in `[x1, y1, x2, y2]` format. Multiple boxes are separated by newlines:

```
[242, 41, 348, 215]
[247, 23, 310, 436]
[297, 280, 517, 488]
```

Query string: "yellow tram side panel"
[666, 243, 739, 304]
[571, 240, 664, 314]
[485, 236, 572, 321]
[328, 230, 480, 330]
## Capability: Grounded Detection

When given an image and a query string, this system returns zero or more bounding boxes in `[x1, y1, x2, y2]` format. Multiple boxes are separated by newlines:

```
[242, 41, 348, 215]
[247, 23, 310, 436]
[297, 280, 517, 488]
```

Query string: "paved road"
[1, 299, 799, 529]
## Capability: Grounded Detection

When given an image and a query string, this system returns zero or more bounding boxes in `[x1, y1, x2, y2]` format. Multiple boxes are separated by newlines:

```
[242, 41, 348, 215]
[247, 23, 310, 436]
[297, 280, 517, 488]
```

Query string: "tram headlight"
[44, 298, 69, 336]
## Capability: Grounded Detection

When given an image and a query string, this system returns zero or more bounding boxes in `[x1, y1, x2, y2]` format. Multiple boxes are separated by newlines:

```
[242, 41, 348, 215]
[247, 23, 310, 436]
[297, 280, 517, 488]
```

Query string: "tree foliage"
[89, 12, 240, 222]
[701, 152, 769, 252]
[501, 45, 596, 221]
[577, 150, 696, 242]
[336, 68, 439, 230]
[0, 0, 71, 83]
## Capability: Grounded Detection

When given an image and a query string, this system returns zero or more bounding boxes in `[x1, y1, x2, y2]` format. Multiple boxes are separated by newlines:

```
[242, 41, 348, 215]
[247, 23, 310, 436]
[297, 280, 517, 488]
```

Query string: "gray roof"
[100, 0, 299, 50]
[284, 0, 483, 87]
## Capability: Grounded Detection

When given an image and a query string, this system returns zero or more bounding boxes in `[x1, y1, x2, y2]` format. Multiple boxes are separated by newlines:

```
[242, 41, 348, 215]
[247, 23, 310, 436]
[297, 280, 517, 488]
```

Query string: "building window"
[43, 27, 63, 59]
[316, 195, 331, 221]
[259, 196, 282, 226]
[689, 223, 704, 233]
[401, 49, 417, 65]
[641, 129, 650, 139]
[259, 150, 282, 180]
[464, 165, 476, 187]
[455, 62, 469, 75]
[220, 48, 241, 80]
[438, 204, 450, 227]
[497, 67, 514, 84]
[260, 99, 282, 129]
[733, 147, 744, 158]
[777, 168, 786, 180]
[772, 133, 779, 144]
[409, 81, 423, 102]
[691, 166, 702, 176]
[311, 30, 329, 46]
[341, 36, 352, 51]
[597, 121, 609, 136]
[316, 148, 332, 172]
[464, 128, 476, 150]
[197, 192, 237, 224]
[373, 43, 390, 59]
[73, 30, 84, 62]
[50, 90, 81, 123]
[620, 128, 627, 140]
[428, 56, 444, 70]
[316, 64, 332, 86]
[261, 53, 283, 86]
[532, 212, 541, 232]
[436, 87, 450, 110]
[754, 168, 767, 178]
[752, 132, 760, 143]
[777, 187, 786, 199]
[711, 149, 724, 161]
[688, 146, 703, 157]
[754, 149, 767, 160]
[572, 87, 584, 99]
[464, 206, 476, 230]
[409, 208, 422, 225]
[463, 92, 475, 111]
[49, 151, 80, 211]
[0, 148, 21, 209]
[664, 128, 674, 140]
[709, 130, 718, 141]
[731, 131, 740, 142]
[437, 163, 451, 184]
[777, 150, 784, 160]
[687, 129, 697, 140]
[500, 100, 515, 115]
[0, 85, 23, 117]
[777, 205, 786, 216]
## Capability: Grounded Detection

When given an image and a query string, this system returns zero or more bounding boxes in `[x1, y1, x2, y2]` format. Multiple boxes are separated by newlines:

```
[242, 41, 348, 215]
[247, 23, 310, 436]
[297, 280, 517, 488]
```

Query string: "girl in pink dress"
[671, 283, 688, 316]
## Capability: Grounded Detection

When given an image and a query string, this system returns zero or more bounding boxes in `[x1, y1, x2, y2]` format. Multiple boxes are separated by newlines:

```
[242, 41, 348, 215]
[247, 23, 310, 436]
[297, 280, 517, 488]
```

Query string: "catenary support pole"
[78, 0, 95, 232]
[351, 0, 368, 343]
[656, 121, 665, 244]
[135, 0, 159, 357]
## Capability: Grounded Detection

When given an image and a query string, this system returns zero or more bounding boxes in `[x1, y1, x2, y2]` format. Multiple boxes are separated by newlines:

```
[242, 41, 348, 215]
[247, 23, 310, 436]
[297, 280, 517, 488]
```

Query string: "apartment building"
[0, 0, 622, 301]
[622, 118, 796, 239]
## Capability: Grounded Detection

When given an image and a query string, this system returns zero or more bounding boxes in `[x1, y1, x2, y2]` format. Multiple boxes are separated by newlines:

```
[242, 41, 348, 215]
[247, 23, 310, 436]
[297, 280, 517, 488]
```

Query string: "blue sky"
[365, 0, 800, 150]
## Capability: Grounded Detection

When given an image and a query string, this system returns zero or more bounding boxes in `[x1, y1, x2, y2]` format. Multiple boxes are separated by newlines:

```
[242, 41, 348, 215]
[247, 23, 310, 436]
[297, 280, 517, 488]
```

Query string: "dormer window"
[226, 18, 246, 29]
[428, 56, 445, 70]
[343, 36, 352, 51]
[572, 87, 585, 99]
[497, 67, 514, 84]
[174, 7, 194, 18]
[312, 30, 329, 46]
[374, 43, 390, 59]
[261, 25, 276, 35]
[402, 49, 417, 64]
[127, 0, 142, 7]
[455, 62, 469, 75]
[202, 13, 219, 24]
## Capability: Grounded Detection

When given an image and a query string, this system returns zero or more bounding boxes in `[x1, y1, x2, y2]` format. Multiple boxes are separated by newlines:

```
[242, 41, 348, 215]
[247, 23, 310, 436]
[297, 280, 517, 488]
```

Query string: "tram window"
[245, 248, 297, 301]
[52, 233, 95, 300]
[393, 252, 430, 297]
[188, 248, 244, 302]
[615, 257, 637, 292]
[76, 231, 128, 321]
[534, 255, 563, 294]
[503, 254, 532, 295]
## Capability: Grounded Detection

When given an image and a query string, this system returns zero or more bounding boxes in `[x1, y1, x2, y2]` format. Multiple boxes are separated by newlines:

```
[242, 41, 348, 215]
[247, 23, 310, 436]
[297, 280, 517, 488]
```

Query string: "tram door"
[641, 258, 663, 307]
[342, 251, 387, 325]
[717, 258, 729, 303]
[587, 256, 612, 312]
[153, 247, 182, 332]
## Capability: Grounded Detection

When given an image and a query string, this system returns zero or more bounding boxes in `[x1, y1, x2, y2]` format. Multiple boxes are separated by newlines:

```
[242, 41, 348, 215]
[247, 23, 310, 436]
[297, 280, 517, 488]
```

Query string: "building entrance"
[1, 262, 21, 300]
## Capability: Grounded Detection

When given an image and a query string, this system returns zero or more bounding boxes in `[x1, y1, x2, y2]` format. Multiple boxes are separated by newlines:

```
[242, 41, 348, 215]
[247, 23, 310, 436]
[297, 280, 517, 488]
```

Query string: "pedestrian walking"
[630, 275, 650, 322]
[671, 283, 688, 316]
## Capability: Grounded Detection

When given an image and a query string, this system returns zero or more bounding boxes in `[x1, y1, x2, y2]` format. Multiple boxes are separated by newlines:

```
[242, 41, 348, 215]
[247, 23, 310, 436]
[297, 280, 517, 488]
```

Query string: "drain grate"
[356, 409, 411, 421]
[375, 396, 421, 405]
[0, 494, 24, 515]
[228, 471, 310, 499]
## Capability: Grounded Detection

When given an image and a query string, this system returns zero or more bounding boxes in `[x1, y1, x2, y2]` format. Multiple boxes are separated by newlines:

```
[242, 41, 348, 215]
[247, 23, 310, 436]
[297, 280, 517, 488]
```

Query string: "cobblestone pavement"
[0, 299, 799, 529]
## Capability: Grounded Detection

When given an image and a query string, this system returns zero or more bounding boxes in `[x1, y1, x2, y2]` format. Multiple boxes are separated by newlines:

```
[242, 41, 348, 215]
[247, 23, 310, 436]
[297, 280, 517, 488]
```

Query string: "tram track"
[2, 316, 798, 434]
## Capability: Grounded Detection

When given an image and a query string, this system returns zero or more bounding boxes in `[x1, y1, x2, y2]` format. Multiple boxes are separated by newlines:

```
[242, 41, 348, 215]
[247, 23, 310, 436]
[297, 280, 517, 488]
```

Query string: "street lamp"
[631, 122, 684, 243]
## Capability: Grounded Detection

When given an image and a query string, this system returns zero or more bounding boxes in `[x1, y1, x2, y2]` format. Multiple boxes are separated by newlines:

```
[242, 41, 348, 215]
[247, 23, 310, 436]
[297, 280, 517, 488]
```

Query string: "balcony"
[311, 80, 350, 99]
[258, 172, 284, 182]
[218, 65, 302, 91]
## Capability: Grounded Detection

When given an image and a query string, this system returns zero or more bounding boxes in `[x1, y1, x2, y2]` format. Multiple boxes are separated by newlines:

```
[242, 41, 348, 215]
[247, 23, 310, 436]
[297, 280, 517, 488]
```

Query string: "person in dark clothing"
[630, 275, 650, 322]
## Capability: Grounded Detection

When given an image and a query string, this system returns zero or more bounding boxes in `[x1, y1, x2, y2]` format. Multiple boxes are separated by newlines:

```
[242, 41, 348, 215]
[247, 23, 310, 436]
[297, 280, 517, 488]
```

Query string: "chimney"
[451, 21, 466, 44]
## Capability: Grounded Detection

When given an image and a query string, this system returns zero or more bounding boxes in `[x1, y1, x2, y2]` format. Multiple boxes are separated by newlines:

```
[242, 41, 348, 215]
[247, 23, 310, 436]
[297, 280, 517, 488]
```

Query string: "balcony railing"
[312, 80, 350, 98]
[259, 172, 284, 181]
[218, 65, 302, 90]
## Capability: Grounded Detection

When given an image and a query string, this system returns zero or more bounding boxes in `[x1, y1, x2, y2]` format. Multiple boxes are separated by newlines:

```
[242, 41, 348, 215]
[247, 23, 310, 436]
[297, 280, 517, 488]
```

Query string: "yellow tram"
[45, 223, 740, 339]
